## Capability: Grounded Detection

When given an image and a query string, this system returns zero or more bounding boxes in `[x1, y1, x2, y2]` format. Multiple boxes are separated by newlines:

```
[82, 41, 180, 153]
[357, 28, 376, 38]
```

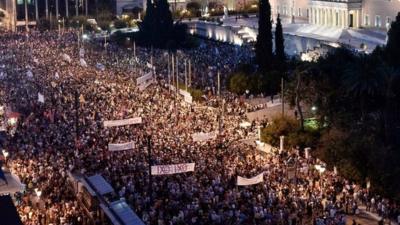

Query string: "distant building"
[0, 0, 94, 31]
[269, 0, 400, 30]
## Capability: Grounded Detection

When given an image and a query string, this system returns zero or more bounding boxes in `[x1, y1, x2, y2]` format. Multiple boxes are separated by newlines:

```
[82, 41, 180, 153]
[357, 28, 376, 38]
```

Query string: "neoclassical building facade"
[269, 0, 400, 29]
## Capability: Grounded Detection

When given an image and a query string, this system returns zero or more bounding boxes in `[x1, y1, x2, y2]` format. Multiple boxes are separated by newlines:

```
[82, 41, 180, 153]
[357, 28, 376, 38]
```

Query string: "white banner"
[138, 79, 153, 91]
[184, 95, 193, 104]
[237, 173, 264, 186]
[151, 163, 195, 175]
[240, 121, 251, 128]
[104, 117, 142, 127]
[192, 132, 216, 142]
[108, 141, 135, 151]
[38, 93, 45, 103]
[136, 72, 153, 86]
[179, 89, 190, 98]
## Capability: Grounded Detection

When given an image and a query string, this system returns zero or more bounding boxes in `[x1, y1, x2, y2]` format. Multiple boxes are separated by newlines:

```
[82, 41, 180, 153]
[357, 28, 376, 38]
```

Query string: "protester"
[0, 29, 398, 225]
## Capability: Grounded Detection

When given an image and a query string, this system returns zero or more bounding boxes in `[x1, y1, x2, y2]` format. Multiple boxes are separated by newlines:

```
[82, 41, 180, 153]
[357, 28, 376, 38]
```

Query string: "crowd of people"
[0, 29, 399, 225]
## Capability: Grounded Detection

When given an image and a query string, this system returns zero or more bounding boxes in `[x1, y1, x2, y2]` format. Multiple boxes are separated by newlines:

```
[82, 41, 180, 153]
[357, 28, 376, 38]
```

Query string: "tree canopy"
[255, 0, 273, 72]
[139, 0, 188, 48]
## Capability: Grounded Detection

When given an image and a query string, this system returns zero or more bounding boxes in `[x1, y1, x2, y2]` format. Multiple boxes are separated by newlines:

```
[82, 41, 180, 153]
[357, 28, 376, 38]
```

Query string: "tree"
[139, 0, 156, 45]
[186, 1, 201, 17]
[275, 14, 285, 65]
[114, 20, 128, 29]
[154, 0, 174, 47]
[386, 12, 400, 67]
[255, 0, 273, 72]
[229, 73, 249, 95]
[342, 54, 384, 119]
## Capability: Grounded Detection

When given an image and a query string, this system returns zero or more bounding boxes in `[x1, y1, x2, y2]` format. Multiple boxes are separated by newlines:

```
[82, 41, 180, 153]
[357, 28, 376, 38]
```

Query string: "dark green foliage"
[186, 1, 201, 17]
[139, 0, 156, 45]
[261, 116, 319, 149]
[275, 14, 285, 65]
[284, 45, 400, 200]
[139, 0, 190, 49]
[114, 20, 128, 29]
[386, 13, 400, 67]
[138, 0, 189, 48]
[255, 0, 273, 72]
[154, 0, 174, 47]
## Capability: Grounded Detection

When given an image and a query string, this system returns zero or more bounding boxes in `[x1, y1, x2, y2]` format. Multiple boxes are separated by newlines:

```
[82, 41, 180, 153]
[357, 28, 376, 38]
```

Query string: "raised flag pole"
[133, 41, 136, 59]
[188, 60, 192, 87]
[75, 90, 79, 139]
[147, 135, 153, 209]
[172, 54, 175, 92]
[168, 54, 171, 93]
[150, 54, 153, 69]
[217, 70, 221, 97]
[176, 55, 179, 96]
[184, 59, 188, 92]
[281, 77, 285, 117]
[218, 71, 222, 135]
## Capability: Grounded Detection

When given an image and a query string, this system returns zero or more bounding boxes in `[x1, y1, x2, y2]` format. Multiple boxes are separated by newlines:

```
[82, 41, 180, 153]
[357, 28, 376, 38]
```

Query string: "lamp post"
[74, 90, 79, 139]
[281, 77, 285, 117]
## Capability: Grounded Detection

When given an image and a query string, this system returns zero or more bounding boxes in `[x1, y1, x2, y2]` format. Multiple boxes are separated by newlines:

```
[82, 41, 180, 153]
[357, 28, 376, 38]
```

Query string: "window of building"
[277, 6, 280, 14]
[364, 14, 369, 26]
[298, 8, 302, 17]
[375, 15, 381, 27]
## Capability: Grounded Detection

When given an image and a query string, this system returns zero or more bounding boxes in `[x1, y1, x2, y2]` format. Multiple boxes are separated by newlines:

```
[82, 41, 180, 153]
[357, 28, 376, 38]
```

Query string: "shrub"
[261, 116, 319, 149]
[114, 19, 128, 29]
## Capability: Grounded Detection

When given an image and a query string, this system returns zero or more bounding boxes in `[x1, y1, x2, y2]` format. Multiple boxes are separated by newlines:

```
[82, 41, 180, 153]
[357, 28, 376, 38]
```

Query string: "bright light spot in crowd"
[8, 117, 17, 125]
[311, 106, 317, 111]
[2, 149, 9, 158]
